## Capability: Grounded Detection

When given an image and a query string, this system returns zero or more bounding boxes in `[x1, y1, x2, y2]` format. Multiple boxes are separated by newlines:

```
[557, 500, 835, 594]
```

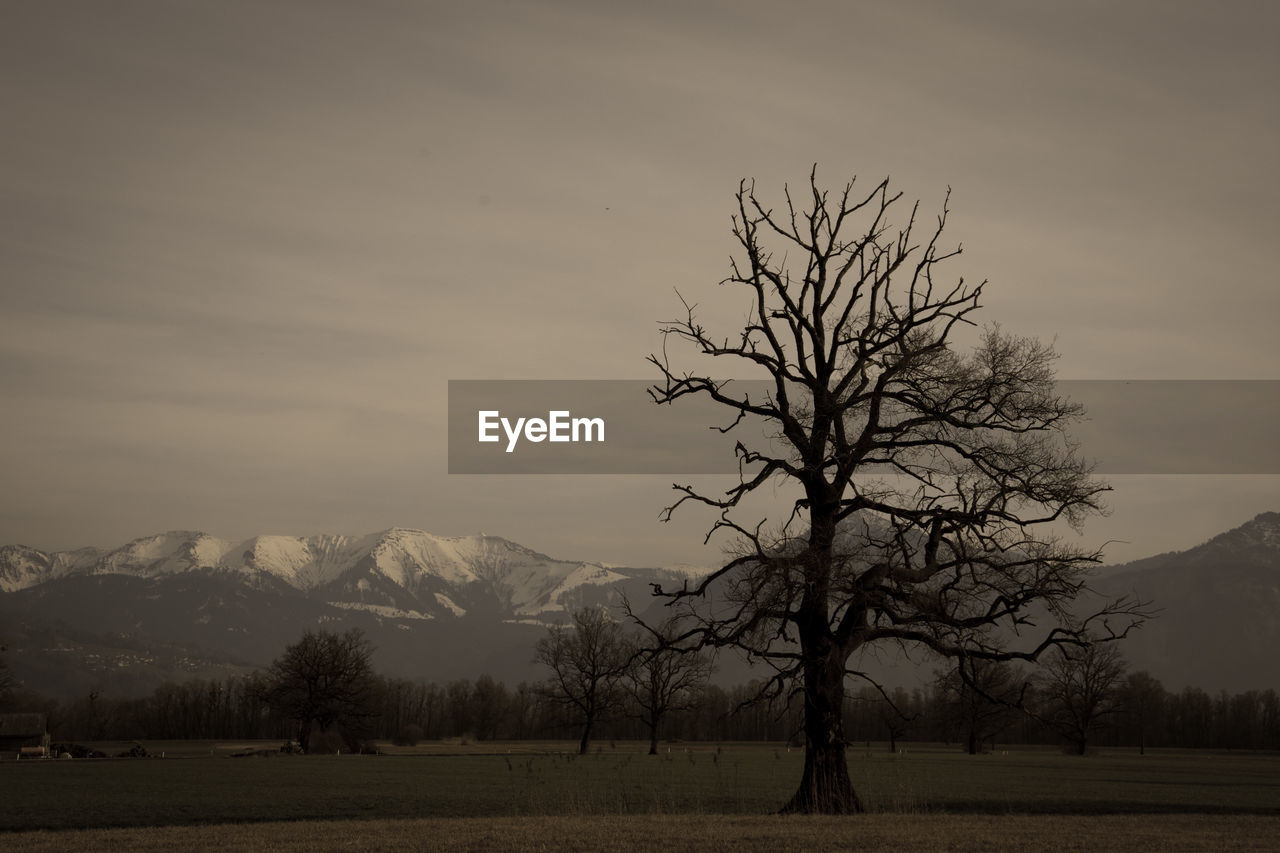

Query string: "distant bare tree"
[935, 658, 1027, 754]
[646, 168, 1148, 812]
[1121, 671, 1165, 755]
[535, 607, 629, 754]
[471, 674, 509, 741]
[445, 679, 473, 737]
[263, 628, 380, 753]
[1037, 639, 1128, 755]
[0, 646, 14, 701]
[847, 685, 917, 753]
[509, 681, 541, 739]
[622, 617, 714, 755]
[878, 687, 916, 754]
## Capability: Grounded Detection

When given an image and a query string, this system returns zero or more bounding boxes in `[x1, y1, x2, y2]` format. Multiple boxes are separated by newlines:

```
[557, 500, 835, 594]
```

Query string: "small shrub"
[310, 727, 348, 754]
[49, 743, 106, 759]
[392, 724, 424, 747]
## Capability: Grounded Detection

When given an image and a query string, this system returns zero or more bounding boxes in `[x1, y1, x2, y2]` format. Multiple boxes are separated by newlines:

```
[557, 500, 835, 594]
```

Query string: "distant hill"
[1092, 511, 1280, 692]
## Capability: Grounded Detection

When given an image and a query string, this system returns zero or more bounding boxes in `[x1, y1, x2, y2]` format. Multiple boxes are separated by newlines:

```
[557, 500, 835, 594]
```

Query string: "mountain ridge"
[0, 527, 697, 620]
[0, 527, 709, 697]
[1092, 511, 1280, 691]
[2, 515, 1276, 697]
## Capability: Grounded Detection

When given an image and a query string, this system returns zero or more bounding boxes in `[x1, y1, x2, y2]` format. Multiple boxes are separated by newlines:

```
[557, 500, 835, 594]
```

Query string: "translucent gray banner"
[447, 380, 1280, 475]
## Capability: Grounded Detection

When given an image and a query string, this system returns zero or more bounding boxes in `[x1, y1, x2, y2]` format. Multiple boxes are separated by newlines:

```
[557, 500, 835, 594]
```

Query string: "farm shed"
[0, 712, 49, 759]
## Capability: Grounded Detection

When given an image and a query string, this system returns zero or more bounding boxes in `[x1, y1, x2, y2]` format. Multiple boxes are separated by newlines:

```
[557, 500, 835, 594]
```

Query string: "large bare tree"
[648, 169, 1146, 813]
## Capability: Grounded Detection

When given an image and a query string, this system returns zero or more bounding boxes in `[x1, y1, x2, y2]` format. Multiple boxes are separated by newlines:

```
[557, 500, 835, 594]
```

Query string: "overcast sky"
[2, 0, 1277, 567]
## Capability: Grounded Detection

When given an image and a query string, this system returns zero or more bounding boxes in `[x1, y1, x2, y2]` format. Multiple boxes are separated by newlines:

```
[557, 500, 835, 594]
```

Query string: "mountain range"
[0, 528, 703, 698]
[1, 513, 1277, 699]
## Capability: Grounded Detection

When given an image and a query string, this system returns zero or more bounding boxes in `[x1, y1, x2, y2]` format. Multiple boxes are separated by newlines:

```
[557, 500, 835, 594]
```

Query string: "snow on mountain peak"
[228, 533, 379, 590]
[0, 527, 703, 617]
[0, 544, 56, 593]
[97, 531, 234, 577]
[1247, 511, 1280, 540]
[1233, 511, 1280, 553]
[661, 562, 717, 578]
[1199, 511, 1280, 558]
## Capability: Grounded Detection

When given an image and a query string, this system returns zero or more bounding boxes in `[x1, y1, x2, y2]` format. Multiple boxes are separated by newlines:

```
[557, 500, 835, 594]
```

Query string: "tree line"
[3, 618, 1277, 754]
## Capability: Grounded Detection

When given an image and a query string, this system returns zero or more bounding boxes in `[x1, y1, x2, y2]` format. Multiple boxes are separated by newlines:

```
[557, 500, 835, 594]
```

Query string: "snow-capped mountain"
[0, 528, 668, 619]
[0, 528, 707, 698]
[0, 543, 102, 591]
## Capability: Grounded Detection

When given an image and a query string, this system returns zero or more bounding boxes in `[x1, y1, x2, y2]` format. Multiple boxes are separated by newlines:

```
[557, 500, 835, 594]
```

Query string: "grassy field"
[2, 742, 1278, 849]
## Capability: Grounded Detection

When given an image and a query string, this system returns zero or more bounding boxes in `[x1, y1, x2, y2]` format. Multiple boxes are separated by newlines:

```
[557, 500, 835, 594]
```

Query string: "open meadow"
[2, 742, 1278, 850]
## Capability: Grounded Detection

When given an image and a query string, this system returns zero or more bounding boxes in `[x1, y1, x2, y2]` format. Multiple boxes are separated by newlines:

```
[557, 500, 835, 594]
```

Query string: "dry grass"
[4, 741, 1277, 853]
[6, 814, 1280, 852]
[8, 742, 1279, 831]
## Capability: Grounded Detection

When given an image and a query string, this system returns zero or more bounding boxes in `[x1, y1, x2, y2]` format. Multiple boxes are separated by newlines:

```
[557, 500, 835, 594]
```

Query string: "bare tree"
[622, 618, 714, 755]
[647, 169, 1146, 812]
[445, 679, 473, 737]
[263, 628, 380, 753]
[847, 685, 917, 753]
[878, 687, 916, 754]
[1037, 640, 1128, 755]
[1121, 670, 1165, 755]
[935, 658, 1027, 755]
[471, 674, 509, 741]
[535, 606, 629, 754]
[0, 646, 15, 702]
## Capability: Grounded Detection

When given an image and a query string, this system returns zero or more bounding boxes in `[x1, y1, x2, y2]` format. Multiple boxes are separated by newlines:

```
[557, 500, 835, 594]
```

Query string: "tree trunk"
[297, 719, 312, 753]
[578, 717, 593, 755]
[781, 653, 862, 814]
[967, 729, 978, 756]
[648, 683, 661, 755]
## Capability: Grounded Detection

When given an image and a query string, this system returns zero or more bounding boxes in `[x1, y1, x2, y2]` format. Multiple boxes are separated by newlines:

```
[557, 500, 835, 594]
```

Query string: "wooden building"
[0, 712, 49, 759]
